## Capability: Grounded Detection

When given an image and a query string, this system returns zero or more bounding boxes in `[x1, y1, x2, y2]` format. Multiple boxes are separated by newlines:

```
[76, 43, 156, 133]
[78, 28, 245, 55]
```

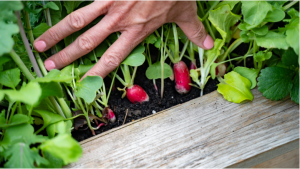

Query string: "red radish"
[95, 123, 106, 130]
[103, 107, 116, 123]
[189, 60, 197, 70]
[174, 61, 191, 94]
[215, 60, 227, 77]
[126, 85, 149, 103]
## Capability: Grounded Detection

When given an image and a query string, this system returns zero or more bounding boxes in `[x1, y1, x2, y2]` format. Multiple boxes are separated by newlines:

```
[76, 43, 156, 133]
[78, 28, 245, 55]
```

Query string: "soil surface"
[72, 42, 250, 142]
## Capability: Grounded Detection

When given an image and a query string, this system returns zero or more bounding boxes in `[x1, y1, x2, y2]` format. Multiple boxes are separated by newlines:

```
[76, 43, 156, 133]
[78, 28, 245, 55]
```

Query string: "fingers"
[83, 30, 141, 78]
[176, 15, 214, 50]
[43, 16, 114, 70]
[34, 1, 111, 52]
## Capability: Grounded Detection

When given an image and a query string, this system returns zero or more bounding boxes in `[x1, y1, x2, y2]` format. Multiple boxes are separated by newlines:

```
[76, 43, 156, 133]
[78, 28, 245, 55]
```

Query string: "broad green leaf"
[77, 64, 94, 77]
[0, 21, 19, 56]
[39, 82, 64, 101]
[0, 123, 34, 148]
[63, 1, 83, 14]
[0, 114, 29, 128]
[209, 4, 241, 42]
[32, 109, 64, 136]
[145, 62, 172, 80]
[257, 67, 295, 100]
[206, 39, 224, 80]
[0, 82, 41, 105]
[46, 121, 69, 138]
[217, 71, 253, 103]
[214, 1, 239, 10]
[267, 1, 287, 7]
[74, 76, 103, 104]
[0, 68, 20, 88]
[44, 2, 59, 10]
[122, 45, 146, 66]
[254, 51, 272, 62]
[4, 142, 49, 168]
[282, 48, 299, 67]
[32, 23, 50, 38]
[33, 69, 73, 83]
[40, 151, 64, 168]
[0, 54, 12, 65]
[145, 34, 158, 44]
[285, 16, 299, 55]
[234, 67, 260, 89]
[255, 31, 289, 50]
[0, 1, 23, 21]
[241, 1, 272, 28]
[264, 8, 285, 22]
[252, 25, 268, 36]
[291, 74, 299, 104]
[40, 134, 83, 165]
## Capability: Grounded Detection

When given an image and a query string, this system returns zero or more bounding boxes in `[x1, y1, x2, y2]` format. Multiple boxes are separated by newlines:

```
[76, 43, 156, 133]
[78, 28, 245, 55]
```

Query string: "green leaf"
[214, 1, 239, 10]
[39, 134, 83, 165]
[282, 48, 299, 67]
[252, 25, 268, 36]
[291, 74, 299, 104]
[0, 68, 20, 88]
[63, 1, 83, 14]
[0, 54, 12, 65]
[33, 69, 74, 83]
[50, 1, 62, 25]
[77, 64, 94, 77]
[285, 16, 299, 55]
[0, 1, 23, 21]
[257, 67, 295, 100]
[4, 142, 49, 168]
[74, 76, 103, 104]
[122, 45, 146, 66]
[264, 8, 285, 22]
[234, 67, 260, 89]
[0, 114, 29, 128]
[206, 39, 224, 80]
[0, 21, 19, 56]
[145, 62, 172, 80]
[0, 82, 41, 105]
[209, 4, 241, 42]
[190, 69, 200, 86]
[40, 151, 64, 168]
[255, 31, 289, 50]
[39, 82, 64, 101]
[145, 34, 158, 44]
[254, 51, 272, 62]
[0, 123, 34, 148]
[217, 71, 253, 103]
[32, 23, 50, 38]
[44, 1, 59, 10]
[241, 1, 272, 28]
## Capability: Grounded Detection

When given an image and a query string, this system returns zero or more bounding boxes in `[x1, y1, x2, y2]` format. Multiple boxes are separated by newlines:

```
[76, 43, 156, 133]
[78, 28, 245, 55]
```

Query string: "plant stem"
[23, 10, 48, 76]
[64, 113, 85, 121]
[130, 66, 138, 86]
[16, 11, 43, 77]
[49, 97, 66, 118]
[9, 50, 34, 81]
[197, 1, 216, 40]
[107, 67, 118, 102]
[219, 38, 243, 62]
[283, 0, 298, 11]
[154, 29, 175, 63]
[160, 26, 165, 98]
[201, 1, 219, 21]
[172, 23, 180, 62]
[64, 84, 80, 109]
[121, 64, 132, 86]
[179, 39, 189, 61]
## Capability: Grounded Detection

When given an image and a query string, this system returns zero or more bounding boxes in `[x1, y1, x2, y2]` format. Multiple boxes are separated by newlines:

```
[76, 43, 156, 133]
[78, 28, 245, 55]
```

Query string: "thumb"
[176, 16, 214, 50]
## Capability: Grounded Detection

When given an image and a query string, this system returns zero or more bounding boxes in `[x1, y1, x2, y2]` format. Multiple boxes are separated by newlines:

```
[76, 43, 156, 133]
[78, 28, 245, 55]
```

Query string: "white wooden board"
[67, 89, 299, 168]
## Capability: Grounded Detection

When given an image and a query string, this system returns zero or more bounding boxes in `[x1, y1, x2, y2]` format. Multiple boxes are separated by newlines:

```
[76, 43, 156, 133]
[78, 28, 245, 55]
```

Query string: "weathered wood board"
[68, 89, 299, 168]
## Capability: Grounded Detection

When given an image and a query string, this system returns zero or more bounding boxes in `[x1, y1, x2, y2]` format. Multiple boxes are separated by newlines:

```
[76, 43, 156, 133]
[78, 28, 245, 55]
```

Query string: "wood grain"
[67, 89, 299, 168]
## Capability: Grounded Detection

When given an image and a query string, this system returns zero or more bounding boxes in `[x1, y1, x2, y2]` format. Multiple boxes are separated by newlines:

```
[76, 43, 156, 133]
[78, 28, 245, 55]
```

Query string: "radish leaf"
[122, 45, 145, 66]
[63, 1, 83, 14]
[0, 68, 21, 88]
[234, 67, 260, 89]
[255, 31, 289, 49]
[74, 76, 103, 104]
[33, 69, 73, 83]
[217, 71, 253, 103]
[32, 23, 50, 38]
[145, 62, 172, 80]
[291, 74, 299, 104]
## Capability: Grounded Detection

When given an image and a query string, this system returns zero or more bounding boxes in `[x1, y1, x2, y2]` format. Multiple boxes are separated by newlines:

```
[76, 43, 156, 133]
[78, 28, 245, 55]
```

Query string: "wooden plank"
[228, 139, 299, 168]
[67, 89, 299, 168]
[252, 148, 299, 168]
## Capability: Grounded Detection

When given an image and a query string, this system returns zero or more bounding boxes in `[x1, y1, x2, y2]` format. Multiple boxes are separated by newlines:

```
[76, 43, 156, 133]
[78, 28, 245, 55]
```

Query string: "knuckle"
[57, 50, 70, 65]
[69, 11, 85, 30]
[103, 52, 122, 67]
[192, 23, 206, 40]
[78, 35, 96, 52]
[47, 28, 61, 42]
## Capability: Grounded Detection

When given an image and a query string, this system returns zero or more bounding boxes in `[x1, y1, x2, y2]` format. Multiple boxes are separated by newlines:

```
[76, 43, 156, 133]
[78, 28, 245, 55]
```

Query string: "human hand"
[34, 1, 214, 78]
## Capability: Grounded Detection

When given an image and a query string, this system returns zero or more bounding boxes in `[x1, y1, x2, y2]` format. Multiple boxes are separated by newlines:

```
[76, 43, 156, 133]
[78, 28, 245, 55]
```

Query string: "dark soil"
[72, 42, 250, 142]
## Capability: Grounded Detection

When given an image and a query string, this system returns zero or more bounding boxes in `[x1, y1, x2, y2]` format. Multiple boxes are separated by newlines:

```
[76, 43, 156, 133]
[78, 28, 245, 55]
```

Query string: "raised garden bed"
[68, 89, 299, 168]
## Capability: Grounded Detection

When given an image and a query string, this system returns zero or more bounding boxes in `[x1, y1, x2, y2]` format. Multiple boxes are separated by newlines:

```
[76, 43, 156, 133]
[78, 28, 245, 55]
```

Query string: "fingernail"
[44, 60, 56, 70]
[34, 41, 46, 52]
[203, 35, 214, 49]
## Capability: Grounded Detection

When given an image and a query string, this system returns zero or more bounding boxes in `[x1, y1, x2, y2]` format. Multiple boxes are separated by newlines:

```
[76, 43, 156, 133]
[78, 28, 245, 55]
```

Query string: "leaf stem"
[283, 0, 298, 11]
[172, 23, 180, 62]
[9, 50, 34, 81]
[197, 1, 216, 40]
[16, 11, 43, 78]
[219, 38, 243, 62]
